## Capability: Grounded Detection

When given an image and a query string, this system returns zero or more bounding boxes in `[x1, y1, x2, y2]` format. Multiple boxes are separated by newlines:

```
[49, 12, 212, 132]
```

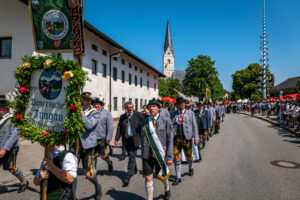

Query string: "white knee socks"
[145, 181, 153, 200]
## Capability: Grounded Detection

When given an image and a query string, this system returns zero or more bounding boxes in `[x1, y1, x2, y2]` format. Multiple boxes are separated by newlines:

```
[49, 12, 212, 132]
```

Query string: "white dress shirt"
[35, 146, 78, 178]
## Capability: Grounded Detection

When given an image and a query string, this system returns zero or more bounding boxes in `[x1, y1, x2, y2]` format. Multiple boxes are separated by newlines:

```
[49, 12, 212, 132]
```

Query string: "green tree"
[159, 77, 182, 98]
[232, 63, 275, 99]
[182, 55, 225, 101]
[296, 80, 300, 93]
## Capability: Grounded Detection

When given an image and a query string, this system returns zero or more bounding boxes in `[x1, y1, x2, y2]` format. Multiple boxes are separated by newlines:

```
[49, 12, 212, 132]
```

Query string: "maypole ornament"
[12, 55, 87, 147]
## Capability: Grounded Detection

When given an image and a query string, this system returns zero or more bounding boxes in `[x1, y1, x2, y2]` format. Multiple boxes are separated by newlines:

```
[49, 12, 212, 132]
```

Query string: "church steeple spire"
[164, 19, 174, 56]
[163, 19, 175, 77]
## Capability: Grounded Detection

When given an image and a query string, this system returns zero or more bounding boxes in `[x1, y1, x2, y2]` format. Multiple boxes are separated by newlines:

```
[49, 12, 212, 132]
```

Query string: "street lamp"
[109, 50, 124, 112]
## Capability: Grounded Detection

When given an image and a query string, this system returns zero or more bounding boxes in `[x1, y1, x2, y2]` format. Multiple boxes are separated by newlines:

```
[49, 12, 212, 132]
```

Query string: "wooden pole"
[42, 146, 51, 200]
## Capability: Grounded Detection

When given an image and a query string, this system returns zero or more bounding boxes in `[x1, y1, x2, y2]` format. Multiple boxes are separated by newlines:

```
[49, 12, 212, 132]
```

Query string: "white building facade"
[0, 0, 164, 118]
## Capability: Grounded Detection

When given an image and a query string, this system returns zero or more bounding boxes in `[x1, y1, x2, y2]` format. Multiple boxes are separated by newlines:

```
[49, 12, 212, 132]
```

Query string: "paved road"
[1, 114, 300, 200]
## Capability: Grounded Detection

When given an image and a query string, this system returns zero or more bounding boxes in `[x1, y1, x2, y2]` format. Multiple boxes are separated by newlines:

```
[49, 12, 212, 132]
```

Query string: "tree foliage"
[182, 55, 226, 101]
[159, 77, 182, 98]
[232, 63, 275, 99]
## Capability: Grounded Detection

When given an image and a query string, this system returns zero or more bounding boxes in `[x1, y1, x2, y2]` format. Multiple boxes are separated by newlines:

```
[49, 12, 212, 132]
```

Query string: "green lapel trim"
[0, 117, 11, 132]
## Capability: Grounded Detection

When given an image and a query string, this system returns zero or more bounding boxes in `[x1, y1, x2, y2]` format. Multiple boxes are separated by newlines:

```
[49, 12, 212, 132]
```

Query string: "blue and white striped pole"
[262, 0, 267, 98]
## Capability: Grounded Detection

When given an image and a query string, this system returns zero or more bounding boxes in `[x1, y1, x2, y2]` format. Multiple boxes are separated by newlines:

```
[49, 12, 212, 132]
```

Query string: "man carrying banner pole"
[141, 99, 173, 200]
[79, 92, 102, 200]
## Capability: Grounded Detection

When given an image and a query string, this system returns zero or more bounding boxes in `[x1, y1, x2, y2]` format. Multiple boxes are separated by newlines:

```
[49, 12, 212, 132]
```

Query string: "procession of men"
[0, 92, 227, 200]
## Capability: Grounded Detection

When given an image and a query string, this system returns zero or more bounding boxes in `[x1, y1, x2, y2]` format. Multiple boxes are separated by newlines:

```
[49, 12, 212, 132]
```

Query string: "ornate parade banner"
[25, 69, 69, 133]
[12, 56, 87, 146]
[29, 0, 74, 52]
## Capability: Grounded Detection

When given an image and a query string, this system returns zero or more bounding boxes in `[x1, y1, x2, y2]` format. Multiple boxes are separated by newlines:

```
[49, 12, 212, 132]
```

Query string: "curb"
[240, 112, 300, 136]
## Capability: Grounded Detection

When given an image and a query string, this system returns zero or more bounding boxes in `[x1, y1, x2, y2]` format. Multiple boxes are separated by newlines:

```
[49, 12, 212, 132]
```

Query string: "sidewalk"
[240, 111, 300, 135]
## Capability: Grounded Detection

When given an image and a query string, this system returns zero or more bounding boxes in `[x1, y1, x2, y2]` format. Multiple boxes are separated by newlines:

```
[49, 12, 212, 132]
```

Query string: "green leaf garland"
[11, 55, 88, 146]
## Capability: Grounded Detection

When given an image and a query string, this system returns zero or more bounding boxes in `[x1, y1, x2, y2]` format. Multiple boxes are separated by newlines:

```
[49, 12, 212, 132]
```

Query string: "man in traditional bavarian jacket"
[0, 97, 28, 193]
[141, 99, 173, 200]
[158, 99, 171, 119]
[195, 102, 211, 148]
[171, 97, 199, 186]
[115, 101, 144, 186]
[80, 92, 101, 200]
[92, 97, 114, 172]
[207, 102, 216, 136]
[34, 144, 78, 200]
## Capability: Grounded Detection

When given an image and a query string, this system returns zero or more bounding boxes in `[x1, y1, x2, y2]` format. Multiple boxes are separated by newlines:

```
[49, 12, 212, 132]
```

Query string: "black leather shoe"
[95, 184, 102, 200]
[172, 178, 182, 186]
[123, 177, 130, 187]
[119, 154, 126, 160]
[108, 160, 113, 172]
[18, 181, 28, 193]
[189, 168, 194, 176]
[165, 190, 171, 200]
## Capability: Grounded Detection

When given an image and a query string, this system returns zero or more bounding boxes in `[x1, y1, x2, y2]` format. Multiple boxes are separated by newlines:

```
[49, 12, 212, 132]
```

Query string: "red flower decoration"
[70, 105, 77, 111]
[16, 114, 22, 120]
[43, 131, 50, 136]
[19, 86, 27, 94]
[64, 127, 68, 135]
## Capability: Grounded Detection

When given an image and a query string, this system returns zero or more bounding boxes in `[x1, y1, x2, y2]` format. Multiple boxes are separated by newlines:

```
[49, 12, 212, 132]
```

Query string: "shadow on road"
[266, 124, 300, 147]
[106, 188, 144, 200]
[0, 184, 39, 194]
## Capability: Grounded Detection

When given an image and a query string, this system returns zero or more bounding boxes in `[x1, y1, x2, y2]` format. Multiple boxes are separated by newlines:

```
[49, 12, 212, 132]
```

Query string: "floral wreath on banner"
[11, 55, 88, 146]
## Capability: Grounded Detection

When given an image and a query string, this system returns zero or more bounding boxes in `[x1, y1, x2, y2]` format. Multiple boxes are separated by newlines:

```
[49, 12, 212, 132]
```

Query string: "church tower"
[163, 19, 174, 77]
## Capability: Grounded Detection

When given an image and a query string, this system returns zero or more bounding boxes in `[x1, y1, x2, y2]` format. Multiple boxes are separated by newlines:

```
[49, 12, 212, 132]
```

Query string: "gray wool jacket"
[171, 109, 199, 141]
[0, 119, 19, 151]
[94, 109, 114, 141]
[141, 115, 173, 161]
[81, 110, 101, 149]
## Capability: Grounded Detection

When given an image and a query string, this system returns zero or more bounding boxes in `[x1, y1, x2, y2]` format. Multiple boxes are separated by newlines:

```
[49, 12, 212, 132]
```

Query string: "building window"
[147, 81, 149, 89]
[154, 83, 156, 91]
[129, 63, 132, 68]
[113, 67, 117, 81]
[122, 59, 125, 65]
[140, 78, 143, 88]
[114, 97, 118, 111]
[0, 37, 12, 58]
[167, 59, 170, 64]
[154, 76, 156, 80]
[91, 44, 98, 51]
[122, 70, 125, 83]
[135, 76, 137, 87]
[135, 99, 138, 111]
[92, 59, 97, 75]
[122, 98, 126, 110]
[147, 73, 149, 77]
[135, 66, 137, 71]
[140, 99, 143, 109]
[102, 64, 107, 77]
[140, 69, 142, 73]
[113, 57, 117, 61]
[145, 99, 147, 105]
[129, 73, 132, 85]
[129, 98, 132, 103]
[102, 49, 107, 56]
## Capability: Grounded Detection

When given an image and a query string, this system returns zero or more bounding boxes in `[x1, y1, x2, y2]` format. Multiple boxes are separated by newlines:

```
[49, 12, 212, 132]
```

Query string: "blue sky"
[84, 0, 300, 91]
